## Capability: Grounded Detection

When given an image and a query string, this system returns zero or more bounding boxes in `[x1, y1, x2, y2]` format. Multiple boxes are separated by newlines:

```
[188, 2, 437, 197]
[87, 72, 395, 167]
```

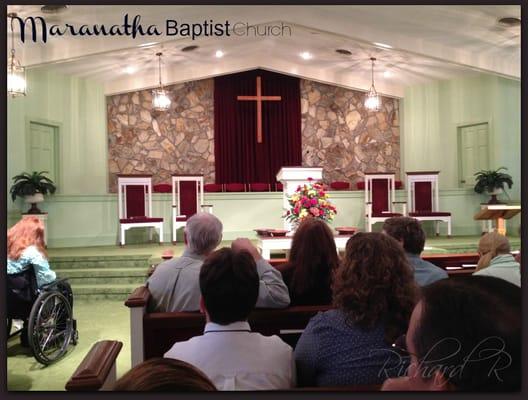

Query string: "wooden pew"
[125, 286, 331, 367]
[66, 340, 381, 391]
[65, 340, 122, 391]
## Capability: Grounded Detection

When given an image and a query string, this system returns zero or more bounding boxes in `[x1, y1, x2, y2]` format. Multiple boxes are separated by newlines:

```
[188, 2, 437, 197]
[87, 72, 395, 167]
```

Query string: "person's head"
[113, 358, 216, 391]
[404, 276, 521, 391]
[382, 217, 425, 255]
[477, 232, 510, 271]
[288, 217, 339, 295]
[199, 248, 259, 324]
[7, 217, 46, 260]
[184, 213, 223, 255]
[333, 232, 417, 343]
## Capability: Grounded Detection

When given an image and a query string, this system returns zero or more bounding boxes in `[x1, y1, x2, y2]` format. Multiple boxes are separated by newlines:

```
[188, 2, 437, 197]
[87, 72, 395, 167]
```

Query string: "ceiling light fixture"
[373, 42, 393, 49]
[181, 45, 199, 52]
[364, 57, 380, 112]
[124, 66, 136, 74]
[215, 50, 224, 58]
[41, 5, 68, 14]
[383, 70, 393, 78]
[335, 49, 352, 56]
[497, 17, 521, 27]
[7, 13, 26, 98]
[300, 51, 313, 60]
[152, 52, 171, 112]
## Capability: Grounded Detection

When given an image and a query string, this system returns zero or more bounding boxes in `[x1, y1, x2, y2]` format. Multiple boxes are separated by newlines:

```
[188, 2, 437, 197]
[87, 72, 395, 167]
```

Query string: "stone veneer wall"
[107, 79, 214, 192]
[301, 80, 400, 188]
[107, 75, 399, 191]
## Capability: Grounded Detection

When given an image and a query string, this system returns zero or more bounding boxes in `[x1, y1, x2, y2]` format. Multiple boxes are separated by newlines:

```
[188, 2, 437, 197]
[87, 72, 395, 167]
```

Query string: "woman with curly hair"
[276, 218, 338, 305]
[294, 232, 418, 386]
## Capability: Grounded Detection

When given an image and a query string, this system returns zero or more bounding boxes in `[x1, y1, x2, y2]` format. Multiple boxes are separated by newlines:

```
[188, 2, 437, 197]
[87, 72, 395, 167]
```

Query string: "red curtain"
[214, 69, 302, 184]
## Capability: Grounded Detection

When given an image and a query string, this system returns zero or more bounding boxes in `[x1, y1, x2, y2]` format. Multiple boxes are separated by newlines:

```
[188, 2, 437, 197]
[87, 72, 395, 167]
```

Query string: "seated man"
[382, 276, 520, 391]
[383, 217, 447, 286]
[147, 213, 290, 312]
[164, 247, 295, 390]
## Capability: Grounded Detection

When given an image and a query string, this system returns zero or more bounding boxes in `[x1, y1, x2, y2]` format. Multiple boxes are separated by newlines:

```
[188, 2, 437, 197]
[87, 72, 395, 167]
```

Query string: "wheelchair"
[7, 267, 78, 365]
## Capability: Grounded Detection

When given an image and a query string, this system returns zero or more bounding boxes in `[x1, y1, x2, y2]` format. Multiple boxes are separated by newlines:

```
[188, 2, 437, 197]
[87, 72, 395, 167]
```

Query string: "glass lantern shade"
[152, 87, 171, 111]
[7, 54, 26, 97]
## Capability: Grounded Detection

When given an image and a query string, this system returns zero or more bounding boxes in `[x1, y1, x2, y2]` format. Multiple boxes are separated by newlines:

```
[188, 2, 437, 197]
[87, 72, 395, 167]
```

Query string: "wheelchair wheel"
[28, 291, 74, 365]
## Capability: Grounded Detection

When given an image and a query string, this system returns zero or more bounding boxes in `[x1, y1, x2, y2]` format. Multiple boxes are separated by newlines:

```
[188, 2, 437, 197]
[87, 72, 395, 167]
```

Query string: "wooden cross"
[237, 76, 282, 143]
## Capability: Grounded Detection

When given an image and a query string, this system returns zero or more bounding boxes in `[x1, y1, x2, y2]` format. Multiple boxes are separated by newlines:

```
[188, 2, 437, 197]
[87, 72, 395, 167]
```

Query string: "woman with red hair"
[7, 217, 56, 288]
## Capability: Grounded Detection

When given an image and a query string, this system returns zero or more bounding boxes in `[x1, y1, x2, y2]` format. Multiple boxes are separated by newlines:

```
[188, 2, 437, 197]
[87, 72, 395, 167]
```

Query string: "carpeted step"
[58, 268, 148, 285]
[71, 284, 140, 301]
[50, 256, 152, 270]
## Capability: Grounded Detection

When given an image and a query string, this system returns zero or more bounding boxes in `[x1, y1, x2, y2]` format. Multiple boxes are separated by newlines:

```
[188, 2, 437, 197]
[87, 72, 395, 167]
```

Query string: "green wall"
[7, 68, 107, 204]
[7, 70, 521, 247]
[403, 74, 521, 199]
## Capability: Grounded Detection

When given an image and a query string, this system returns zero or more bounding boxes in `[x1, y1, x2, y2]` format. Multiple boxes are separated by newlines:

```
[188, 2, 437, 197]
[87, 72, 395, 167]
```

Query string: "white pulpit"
[276, 166, 323, 231]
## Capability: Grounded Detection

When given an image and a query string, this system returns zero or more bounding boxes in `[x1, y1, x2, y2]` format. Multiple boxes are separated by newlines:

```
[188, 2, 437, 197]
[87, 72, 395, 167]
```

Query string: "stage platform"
[47, 236, 520, 301]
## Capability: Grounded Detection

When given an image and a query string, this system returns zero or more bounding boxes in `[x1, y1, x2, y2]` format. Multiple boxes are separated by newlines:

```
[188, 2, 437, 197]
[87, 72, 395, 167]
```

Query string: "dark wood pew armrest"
[65, 340, 123, 391]
[125, 285, 151, 308]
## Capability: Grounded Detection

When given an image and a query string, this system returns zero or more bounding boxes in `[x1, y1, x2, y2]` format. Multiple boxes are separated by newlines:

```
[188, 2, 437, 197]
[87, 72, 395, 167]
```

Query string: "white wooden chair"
[171, 175, 213, 243]
[118, 175, 163, 246]
[364, 173, 406, 232]
[406, 171, 452, 237]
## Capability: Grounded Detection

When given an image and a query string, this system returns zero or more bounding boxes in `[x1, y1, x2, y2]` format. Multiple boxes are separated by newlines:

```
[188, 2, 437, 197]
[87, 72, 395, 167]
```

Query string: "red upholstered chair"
[152, 183, 172, 193]
[364, 173, 406, 232]
[117, 175, 163, 246]
[249, 183, 271, 192]
[171, 175, 213, 243]
[225, 183, 246, 192]
[330, 181, 350, 190]
[275, 182, 283, 191]
[406, 172, 452, 236]
[204, 183, 223, 192]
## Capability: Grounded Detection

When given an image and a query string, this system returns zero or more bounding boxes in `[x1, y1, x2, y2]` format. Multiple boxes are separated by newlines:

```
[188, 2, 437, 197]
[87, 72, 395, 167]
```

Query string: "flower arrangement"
[284, 178, 337, 223]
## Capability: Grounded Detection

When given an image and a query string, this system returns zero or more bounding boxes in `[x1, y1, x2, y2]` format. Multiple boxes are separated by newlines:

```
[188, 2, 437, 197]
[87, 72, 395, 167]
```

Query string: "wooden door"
[458, 123, 489, 187]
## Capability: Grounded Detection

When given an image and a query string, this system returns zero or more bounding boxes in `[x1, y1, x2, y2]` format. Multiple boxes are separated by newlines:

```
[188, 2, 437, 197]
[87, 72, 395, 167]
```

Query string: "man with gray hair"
[147, 212, 290, 312]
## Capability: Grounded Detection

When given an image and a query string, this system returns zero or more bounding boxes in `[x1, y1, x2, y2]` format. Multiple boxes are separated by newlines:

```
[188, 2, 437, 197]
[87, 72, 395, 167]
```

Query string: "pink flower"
[309, 207, 320, 216]
[311, 198, 318, 206]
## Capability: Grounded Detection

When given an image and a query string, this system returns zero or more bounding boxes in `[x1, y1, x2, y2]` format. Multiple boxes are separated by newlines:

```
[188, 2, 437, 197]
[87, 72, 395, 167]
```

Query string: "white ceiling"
[7, 5, 520, 97]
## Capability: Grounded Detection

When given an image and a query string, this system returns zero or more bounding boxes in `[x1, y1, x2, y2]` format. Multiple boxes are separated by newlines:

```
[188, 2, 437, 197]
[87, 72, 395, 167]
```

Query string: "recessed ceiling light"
[497, 17, 521, 27]
[138, 42, 158, 48]
[300, 52, 313, 60]
[182, 45, 199, 52]
[215, 50, 224, 58]
[124, 66, 136, 74]
[373, 42, 393, 49]
[383, 71, 393, 78]
[335, 49, 352, 56]
[41, 5, 68, 14]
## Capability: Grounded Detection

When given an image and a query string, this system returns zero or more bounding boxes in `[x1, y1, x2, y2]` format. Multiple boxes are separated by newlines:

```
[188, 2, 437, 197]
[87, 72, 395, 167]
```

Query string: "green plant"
[10, 171, 57, 201]
[474, 167, 513, 198]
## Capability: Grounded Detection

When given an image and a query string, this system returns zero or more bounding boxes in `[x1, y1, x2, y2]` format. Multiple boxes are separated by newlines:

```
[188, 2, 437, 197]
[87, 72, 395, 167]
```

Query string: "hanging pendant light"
[364, 57, 380, 112]
[152, 52, 171, 112]
[7, 13, 27, 97]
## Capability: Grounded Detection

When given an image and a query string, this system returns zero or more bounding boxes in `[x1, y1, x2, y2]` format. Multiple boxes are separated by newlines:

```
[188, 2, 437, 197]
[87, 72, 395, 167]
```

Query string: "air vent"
[41, 5, 68, 14]
[497, 17, 521, 27]
[181, 45, 199, 52]
[335, 49, 352, 56]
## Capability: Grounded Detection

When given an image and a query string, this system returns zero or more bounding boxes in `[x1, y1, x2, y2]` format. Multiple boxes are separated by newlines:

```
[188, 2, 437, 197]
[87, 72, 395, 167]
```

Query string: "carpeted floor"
[7, 299, 131, 391]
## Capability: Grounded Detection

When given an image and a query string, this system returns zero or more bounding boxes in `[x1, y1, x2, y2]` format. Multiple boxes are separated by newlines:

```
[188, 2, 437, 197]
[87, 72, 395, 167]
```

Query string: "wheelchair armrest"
[41, 278, 68, 291]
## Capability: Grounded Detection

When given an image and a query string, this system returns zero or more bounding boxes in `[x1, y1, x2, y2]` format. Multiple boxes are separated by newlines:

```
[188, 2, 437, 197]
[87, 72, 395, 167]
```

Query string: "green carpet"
[7, 299, 131, 391]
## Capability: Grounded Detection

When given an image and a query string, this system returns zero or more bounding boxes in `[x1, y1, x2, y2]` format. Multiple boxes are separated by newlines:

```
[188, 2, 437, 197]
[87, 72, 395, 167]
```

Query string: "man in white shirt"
[164, 244, 296, 390]
[147, 213, 290, 311]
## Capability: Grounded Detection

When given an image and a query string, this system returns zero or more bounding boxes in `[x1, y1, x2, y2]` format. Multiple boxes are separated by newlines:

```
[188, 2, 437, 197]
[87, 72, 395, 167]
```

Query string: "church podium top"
[474, 204, 521, 221]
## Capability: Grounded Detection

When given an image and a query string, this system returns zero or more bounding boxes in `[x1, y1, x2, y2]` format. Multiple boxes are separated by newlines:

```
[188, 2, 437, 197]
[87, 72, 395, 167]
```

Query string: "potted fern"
[474, 167, 513, 204]
[10, 171, 57, 214]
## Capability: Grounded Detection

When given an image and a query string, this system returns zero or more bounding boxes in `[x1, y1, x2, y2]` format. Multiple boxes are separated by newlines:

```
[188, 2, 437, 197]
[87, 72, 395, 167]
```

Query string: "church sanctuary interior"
[6, 4, 521, 391]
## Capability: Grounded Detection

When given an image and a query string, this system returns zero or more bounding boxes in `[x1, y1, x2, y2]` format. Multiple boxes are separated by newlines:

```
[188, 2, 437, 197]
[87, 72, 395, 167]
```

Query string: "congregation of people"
[7, 214, 522, 391]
